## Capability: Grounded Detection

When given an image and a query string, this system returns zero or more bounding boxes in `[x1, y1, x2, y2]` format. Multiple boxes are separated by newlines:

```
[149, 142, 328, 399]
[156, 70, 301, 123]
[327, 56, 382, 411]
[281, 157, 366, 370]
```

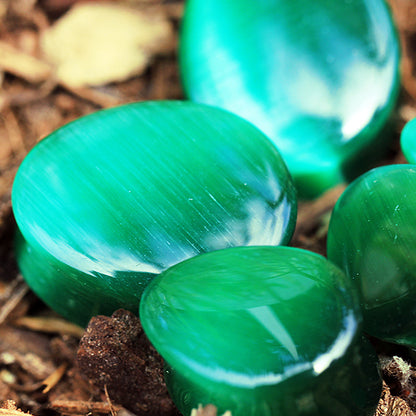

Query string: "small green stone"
[12, 101, 296, 326]
[400, 118, 416, 163]
[140, 246, 382, 416]
[327, 164, 416, 346]
[180, 0, 400, 198]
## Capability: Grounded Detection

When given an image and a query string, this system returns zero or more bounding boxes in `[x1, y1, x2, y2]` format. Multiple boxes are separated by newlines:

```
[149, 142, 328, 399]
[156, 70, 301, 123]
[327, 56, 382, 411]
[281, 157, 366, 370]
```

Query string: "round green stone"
[401, 118, 416, 163]
[180, 0, 400, 198]
[140, 246, 381, 416]
[12, 101, 297, 326]
[327, 164, 416, 346]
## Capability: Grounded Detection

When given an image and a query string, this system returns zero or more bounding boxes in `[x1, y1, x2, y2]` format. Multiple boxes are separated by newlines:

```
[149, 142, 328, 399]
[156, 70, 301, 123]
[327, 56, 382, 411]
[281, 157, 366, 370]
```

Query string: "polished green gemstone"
[180, 0, 400, 198]
[12, 101, 297, 326]
[327, 164, 416, 346]
[400, 118, 416, 163]
[140, 246, 382, 416]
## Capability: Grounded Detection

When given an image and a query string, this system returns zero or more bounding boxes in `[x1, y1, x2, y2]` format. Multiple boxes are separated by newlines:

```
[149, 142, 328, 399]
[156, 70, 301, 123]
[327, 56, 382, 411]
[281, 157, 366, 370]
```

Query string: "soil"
[0, 1, 416, 415]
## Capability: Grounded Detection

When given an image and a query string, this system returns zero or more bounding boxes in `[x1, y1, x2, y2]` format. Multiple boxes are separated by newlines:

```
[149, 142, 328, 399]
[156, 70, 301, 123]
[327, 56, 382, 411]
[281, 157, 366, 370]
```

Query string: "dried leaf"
[41, 2, 174, 87]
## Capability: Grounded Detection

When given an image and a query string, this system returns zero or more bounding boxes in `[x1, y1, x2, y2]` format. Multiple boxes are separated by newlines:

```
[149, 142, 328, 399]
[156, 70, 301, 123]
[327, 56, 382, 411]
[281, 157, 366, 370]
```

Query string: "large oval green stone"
[180, 0, 400, 198]
[12, 101, 297, 326]
[327, 164, 416, 346]
[140, 246, 382, 416]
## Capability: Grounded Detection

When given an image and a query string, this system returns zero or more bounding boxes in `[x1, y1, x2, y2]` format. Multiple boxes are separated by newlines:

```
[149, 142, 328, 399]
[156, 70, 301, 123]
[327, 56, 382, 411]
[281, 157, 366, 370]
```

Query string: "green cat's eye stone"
[140, 246, 382, 416]
[400, 118, 416, 163]
[327, 164, 416, 346]
[180, 0, 400, 198]
[12, 101, 297, 326]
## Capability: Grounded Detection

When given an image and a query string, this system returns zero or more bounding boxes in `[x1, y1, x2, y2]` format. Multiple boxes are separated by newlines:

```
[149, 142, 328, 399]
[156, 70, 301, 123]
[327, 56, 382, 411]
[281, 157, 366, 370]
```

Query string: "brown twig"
[2, 108, 27, 155]
[294, 184, 347, 237]
[62, 84, 125, 108]
[49, 399, 122, 414]
[104, 384, 118, 416]
[0, 279, 29, 326]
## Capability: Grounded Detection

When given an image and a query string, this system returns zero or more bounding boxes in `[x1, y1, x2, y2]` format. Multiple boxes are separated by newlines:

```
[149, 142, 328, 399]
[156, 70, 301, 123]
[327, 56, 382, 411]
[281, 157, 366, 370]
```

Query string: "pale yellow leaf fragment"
[41, 2, 174, 88]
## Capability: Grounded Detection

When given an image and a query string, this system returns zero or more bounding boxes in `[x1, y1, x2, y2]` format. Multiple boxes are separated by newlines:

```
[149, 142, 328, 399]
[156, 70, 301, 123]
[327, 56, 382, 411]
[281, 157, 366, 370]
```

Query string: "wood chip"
[13, 316, 84, 338]
[190, 405, 218, 416]
[386, 0, 416, 33]
[0, 40, 52, 83]
[6, 351, 55, 381]
[0, 78, 57, 112]
[2, 108, 27, 156]
[190, 404, 232, 416]
[375, 381, 415, 416]
[0, 401, 33, 416]
[0, 280, 29, 326]
[399, 105, 416, 123]
[7, 0, 37, 18]
[49, 399, 122, 414]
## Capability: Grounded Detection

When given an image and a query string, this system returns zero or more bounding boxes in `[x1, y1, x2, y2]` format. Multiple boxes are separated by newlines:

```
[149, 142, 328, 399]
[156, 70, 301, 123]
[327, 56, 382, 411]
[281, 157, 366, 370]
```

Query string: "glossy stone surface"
[400, 118, 416, 163]
[140, 246, 382, 416]
[327, 164, 416, 346]
[180, 0, 400, 198]
[12, 101, 297, 326]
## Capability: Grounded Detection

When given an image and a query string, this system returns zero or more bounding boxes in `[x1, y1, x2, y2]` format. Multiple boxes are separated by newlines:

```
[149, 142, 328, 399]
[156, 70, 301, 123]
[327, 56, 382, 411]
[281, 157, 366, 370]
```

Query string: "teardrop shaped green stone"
[180, 0, 400, 198]
[12, 101, 297, 326]
[327, 164, 416, 346]
[140, 246, 382, 416]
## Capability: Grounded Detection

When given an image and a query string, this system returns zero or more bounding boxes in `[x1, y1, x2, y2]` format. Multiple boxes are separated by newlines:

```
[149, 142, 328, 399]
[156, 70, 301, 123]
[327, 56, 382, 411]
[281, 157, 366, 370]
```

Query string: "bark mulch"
[0, 1, 415, 415]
